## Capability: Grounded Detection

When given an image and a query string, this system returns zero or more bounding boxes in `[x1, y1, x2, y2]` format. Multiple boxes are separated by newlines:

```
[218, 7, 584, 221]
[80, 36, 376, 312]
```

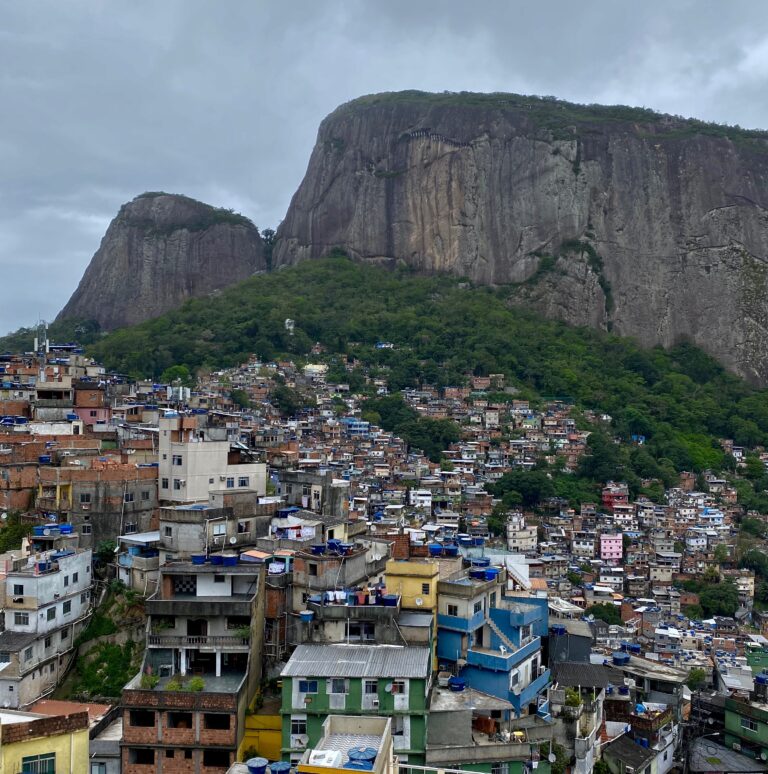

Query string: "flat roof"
[430, 685, 513, 712]
[120, 531, 160, 544]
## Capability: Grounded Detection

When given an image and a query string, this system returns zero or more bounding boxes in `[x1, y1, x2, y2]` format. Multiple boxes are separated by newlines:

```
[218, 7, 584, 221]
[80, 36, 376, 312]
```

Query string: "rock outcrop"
[58, 193, 265, 329]
[274, 91, 768, 384]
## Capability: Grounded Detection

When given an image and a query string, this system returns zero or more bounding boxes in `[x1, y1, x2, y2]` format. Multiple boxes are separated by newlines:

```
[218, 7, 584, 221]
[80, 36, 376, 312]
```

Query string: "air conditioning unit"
[371, 698, 380, 708]
[733, 742, 742, 752]
[81, 504, 90, 510]
[539, 665, 547, 675]
[219, 475, 227, 481]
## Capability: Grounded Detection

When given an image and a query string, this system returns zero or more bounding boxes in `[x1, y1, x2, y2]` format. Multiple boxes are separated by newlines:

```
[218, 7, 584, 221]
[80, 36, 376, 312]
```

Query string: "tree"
[713, 543, 729, 565]
[585, 602, 621, 626]
[699, 580, 738, 617]
[160, 364, 193, 386]
[686, 667, 707, 691]
[683, 604, 703, 620]
[230, 389, 251, 409]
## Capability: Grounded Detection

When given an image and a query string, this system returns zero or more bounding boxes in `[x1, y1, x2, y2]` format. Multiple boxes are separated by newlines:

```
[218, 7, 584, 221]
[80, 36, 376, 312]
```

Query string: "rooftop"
[282, 644, 431, 679]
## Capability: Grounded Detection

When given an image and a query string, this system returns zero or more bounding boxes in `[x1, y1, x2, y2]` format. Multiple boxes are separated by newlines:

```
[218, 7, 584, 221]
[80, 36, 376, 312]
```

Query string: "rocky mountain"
[57, 193, 265, 329]
[274, 91, 768, 384]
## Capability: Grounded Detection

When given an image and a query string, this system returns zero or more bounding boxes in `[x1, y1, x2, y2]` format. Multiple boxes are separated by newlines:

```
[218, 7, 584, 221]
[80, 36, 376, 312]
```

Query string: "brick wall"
[0, 710, 88, 744]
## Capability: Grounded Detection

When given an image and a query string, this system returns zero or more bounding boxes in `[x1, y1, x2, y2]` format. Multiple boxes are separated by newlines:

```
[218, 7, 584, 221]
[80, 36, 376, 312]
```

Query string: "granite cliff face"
[58, 193, 265, 329]
[275, 91, 768, 384]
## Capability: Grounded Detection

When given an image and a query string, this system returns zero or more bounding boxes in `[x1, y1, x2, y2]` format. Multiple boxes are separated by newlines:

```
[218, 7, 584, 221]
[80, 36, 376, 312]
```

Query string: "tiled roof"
[552, 661, 614, 688]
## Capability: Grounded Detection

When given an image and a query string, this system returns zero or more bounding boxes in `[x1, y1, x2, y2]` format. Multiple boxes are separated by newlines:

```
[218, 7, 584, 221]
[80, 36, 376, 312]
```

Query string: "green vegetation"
[362, 394, 460, 462]
[686, 667, 707, 691]
[337, 90, 768, 147]
[10, 253, 762, 505]
[585, 602, 621, 626]
[0, 513, 32, 553]
[0, 318, 101, 353]
[699, 580, 739, 617]
[128, 192, 255, 233]
[68, 641, 140, 699]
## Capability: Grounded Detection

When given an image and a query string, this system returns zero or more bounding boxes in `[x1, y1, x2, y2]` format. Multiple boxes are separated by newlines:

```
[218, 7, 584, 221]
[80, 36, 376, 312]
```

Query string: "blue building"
[436, 569, 550, 719]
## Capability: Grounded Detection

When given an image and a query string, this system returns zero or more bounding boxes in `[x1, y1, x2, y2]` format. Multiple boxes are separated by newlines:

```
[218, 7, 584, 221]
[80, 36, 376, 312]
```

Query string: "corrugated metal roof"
[281, 644, 431, 679]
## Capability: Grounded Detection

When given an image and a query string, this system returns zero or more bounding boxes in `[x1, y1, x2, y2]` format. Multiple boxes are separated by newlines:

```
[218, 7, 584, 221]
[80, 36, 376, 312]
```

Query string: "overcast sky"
[4, 1, 768, 334]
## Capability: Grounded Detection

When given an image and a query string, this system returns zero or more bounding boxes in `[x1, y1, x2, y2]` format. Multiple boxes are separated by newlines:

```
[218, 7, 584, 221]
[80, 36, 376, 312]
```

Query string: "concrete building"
[0, 545, 92, 707]
[121, 559, 265, 773]
[158, 413, 266, 504]
[600, 533, 623, 565]
[280, 644, 431, 764]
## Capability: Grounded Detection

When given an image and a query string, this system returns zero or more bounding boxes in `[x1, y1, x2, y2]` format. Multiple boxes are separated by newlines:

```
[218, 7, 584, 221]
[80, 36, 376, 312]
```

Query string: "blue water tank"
[270, 762, 291, 774]
[246, 758, 269, 774]
[348, 748, 378, 763]
[428, 543, 443, 557]
[448, 676, 466, 692]
[344, 762, 373, 771]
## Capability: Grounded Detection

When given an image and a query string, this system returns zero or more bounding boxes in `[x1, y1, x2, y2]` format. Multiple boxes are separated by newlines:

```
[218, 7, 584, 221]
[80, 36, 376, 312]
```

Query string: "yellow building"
[385, 558, 439, 611]
[385, 558, 440, 668]
[239, 698, 282, 762]
[0, 708, 89, 774]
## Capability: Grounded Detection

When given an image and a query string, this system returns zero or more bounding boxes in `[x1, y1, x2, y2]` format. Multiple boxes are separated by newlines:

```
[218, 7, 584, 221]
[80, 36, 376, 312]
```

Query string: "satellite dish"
[384, 683, 393, 693]
[415, 597, 424, 606]
[0, 512, 7, 521]
[762, 751, 768, 762]
[229, 537, 237, 545]
[548, 754, 557, 764]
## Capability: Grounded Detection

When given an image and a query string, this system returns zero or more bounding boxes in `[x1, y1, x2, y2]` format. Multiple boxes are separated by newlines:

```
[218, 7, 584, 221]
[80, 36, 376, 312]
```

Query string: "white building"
[0, 547, 92, 707]
[158, 413, 266, 504]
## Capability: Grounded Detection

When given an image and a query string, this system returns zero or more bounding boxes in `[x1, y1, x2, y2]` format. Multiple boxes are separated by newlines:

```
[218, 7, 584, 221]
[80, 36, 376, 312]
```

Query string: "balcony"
[147, 634, 250, 649]
[147, 594, 254, 618]
[438, 610, 485, 633]
[308, 598, 400, 621]
[36, 497, 71, 512]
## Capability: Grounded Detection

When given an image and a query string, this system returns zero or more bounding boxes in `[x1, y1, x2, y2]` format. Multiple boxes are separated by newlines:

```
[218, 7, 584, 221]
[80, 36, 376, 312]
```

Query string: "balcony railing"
[147, 634, 250, 648]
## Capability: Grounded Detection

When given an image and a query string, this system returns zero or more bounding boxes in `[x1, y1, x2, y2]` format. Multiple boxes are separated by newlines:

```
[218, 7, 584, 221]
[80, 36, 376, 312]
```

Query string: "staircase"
[485, 616, 515, 652]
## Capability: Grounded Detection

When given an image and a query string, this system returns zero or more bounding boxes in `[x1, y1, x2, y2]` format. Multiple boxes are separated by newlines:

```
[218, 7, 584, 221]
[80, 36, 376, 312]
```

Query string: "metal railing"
[147, 634, 249, 647]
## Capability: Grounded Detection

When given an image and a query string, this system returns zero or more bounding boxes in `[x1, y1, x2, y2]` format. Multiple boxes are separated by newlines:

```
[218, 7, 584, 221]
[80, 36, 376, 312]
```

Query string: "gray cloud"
[3, 0, 768, 333]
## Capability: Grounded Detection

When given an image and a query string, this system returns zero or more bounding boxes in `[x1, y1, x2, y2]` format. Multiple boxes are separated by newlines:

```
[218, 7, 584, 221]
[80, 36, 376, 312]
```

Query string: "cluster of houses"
[2, 342, 768, 774]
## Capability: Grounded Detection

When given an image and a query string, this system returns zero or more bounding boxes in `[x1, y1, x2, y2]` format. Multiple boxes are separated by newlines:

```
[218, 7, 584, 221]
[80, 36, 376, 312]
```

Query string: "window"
[90, 410, 97, 417]
[24, 647, 33, 661]
[226, 476, 235, 489]
[15, 611, 29, 625]
[161, 477, 169, 489]
[167, 711, 193, 728]
[61, 628, 69, 640]
[129, 749, 155, 765]
[82, 524, 92, 535]
[21, 753, 56, 774]
[64, 575, 69, 587]
[473, 601, 483, 615]
[141, 490, 150, 501]
[173, 479, 182, 490]
[209, 477, 215, 484]
[204, 713, 231, 729]
[239, 476, 250, 487]
[212, 523, 226, 536]
[73, 572, 79, 583]
[238, 521, 250, 534]
[421, 583, 430, 595]
[741, 716, 759, 732]
[125, 523, 137, 534]
[91, 763, 107, 774]
[298, 680, 318, 694]
[47, 607, 56, 621]
[214, 575, 226, 583]
[391, 716, 405, 736]
[172, 454, 183, 466]
[308, 563, 318, 576]
[13, 583, 23, 595]
[124, 492, 135, 503]
[447, 604, 458, 617]
[81, 592, 87, 604]
[203, 750, 230, 767]
[130, 709, 155, 727]
[80, 493, 91, 504]
[63, 601, 71, 615]
[364, 679, 378, 695]
[391, 680, 407, 695]
[185, 750, 192, 760]
[291, 716, 308, 735]
[44, 636, 51, 648]
[166, 750, 175, 759]
[329, 678, 348, 694]
[0, 652, 8, 662]
[491, 764, 509, 774]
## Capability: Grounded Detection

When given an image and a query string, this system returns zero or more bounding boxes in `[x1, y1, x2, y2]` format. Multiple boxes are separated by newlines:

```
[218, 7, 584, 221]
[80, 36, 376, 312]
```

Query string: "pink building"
[600, 533, 623, 564]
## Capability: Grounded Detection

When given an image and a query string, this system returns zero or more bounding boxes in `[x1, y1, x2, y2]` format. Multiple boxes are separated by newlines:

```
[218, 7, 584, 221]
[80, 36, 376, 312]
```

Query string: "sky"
[4, 0, 768, 334]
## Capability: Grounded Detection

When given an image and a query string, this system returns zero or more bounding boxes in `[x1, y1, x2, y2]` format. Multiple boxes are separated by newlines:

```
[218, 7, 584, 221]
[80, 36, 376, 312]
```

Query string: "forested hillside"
[86, 256, 768, 481]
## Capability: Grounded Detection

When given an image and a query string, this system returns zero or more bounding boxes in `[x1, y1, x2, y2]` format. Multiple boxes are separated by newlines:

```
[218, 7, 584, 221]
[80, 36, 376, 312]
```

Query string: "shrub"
[140, 673, 159, 690]
[188, 677, 205, 692]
